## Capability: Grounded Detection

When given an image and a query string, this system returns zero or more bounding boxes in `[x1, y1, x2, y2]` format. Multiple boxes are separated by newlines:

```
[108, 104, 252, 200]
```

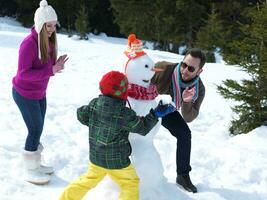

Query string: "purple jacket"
[12, 27, 55, 100]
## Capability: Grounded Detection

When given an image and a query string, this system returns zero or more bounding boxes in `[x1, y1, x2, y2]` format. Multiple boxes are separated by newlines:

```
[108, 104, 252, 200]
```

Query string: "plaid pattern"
[77, 95, 158, 169]
[128, 83, 158, 100]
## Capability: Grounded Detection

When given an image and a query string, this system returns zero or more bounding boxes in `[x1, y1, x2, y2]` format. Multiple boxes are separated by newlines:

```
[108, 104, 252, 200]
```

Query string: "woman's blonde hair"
[39, 23, 57, 63]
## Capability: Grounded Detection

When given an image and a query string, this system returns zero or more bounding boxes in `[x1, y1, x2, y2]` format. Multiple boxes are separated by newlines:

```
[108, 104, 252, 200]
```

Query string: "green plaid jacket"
[77, 95, 158, 169]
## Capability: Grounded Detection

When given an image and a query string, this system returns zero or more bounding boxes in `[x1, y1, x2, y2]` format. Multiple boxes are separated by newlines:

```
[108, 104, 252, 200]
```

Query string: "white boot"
[37, 143, 54, 175]
[22, 150, 51, 185]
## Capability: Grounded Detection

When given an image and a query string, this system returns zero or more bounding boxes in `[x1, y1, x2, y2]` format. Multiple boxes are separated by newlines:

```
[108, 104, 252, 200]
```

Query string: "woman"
[12, 0, 68, 185]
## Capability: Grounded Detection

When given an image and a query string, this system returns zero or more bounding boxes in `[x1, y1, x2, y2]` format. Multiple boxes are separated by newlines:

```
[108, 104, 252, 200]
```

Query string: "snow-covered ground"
[0, 17, 267, 200]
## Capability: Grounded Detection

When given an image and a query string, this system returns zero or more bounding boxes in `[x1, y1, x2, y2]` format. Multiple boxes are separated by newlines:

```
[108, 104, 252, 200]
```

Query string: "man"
[151, 48, 206, 193]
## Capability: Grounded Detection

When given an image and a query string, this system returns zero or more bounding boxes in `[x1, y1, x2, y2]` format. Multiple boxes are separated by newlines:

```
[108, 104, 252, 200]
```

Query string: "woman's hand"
[52, 54, 69, 74]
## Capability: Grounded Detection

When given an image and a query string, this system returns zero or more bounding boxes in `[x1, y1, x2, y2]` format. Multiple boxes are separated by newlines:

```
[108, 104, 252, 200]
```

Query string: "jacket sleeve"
[121, 108, 159, 136]
[77, 105, 90, 126]
[152, 61, 176, 82]
[151, 61, 177, 95]
[18, 41, 53, 81]
[181, 80, 205, 122]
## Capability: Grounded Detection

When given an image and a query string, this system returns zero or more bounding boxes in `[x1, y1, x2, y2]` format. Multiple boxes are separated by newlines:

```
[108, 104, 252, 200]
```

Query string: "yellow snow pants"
[59, 162, 139, 200]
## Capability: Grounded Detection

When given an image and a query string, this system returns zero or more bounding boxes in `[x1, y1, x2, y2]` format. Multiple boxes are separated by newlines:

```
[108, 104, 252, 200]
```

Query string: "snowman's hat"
[124, 34, 146, 59]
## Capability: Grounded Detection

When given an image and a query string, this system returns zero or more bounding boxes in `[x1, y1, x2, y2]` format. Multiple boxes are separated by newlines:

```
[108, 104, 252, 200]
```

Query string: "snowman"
[123, 34, 170, 199]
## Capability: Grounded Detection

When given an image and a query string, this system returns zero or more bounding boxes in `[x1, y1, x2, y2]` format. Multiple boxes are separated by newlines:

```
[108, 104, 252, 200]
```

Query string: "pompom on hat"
[34, 0, 57, 34]
[99, 71, 129, 100]
[124, 34, 146, 59]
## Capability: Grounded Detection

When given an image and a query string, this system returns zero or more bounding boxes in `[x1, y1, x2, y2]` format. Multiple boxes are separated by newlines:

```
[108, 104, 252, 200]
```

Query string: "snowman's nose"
[151, 67, 164, 72]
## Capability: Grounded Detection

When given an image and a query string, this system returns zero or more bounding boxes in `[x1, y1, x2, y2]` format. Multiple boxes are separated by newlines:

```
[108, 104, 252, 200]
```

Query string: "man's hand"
[182, 87, 196, 102]
[52, 54, 69, 74]
[152, 100, 176, 118]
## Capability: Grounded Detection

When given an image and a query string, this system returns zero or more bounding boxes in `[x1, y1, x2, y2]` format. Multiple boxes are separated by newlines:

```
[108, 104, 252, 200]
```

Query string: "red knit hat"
[124, 34, 146, 59]
[99, 71, 128, 100]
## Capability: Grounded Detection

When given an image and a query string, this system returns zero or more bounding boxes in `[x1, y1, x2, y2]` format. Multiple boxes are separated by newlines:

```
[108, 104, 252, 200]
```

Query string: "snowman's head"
[125, 55, 155, 88]
[124, 34, 158, 88]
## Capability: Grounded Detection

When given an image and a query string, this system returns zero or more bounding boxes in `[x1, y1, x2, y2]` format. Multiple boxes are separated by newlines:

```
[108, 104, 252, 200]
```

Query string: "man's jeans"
[12, 88, 46, 151]
[162, 111, 192, 175]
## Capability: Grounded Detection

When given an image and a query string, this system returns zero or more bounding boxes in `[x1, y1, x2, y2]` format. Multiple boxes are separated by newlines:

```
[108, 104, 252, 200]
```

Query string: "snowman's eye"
[145, 65, 149, 68]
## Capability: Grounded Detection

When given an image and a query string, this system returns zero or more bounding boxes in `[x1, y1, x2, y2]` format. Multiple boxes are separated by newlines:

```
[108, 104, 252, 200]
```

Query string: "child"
[59, 71, 175, 200]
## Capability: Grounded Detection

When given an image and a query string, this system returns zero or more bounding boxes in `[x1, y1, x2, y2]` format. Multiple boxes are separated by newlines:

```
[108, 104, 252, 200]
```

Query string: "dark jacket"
[77, 95, 158, 169]
[151, 61, 205, 122]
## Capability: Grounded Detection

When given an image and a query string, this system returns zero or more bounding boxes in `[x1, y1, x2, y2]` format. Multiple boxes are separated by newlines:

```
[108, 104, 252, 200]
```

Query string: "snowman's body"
[125, 54, 166, 198]
[128, 97, 163, 185]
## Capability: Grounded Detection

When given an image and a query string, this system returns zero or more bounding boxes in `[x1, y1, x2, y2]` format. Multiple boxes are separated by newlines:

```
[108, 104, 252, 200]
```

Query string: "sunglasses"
[180, 61, 197, 73]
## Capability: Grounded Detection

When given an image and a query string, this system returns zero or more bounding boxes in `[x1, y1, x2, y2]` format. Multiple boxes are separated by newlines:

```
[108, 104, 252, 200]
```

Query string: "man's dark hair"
[185, 48, 206, 68]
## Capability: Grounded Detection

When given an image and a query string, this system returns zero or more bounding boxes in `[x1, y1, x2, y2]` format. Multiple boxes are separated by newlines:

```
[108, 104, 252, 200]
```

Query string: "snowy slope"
[0, 17, 267, 200]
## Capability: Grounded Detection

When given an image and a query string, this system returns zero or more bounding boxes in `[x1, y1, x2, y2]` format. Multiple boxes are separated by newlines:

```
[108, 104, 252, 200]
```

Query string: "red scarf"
[128, 83, 158, 100]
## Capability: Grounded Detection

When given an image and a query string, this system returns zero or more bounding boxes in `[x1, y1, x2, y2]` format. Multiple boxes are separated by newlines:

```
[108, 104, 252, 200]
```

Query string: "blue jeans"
[162, 111, 192, 175]
[12, 88, 46, 151]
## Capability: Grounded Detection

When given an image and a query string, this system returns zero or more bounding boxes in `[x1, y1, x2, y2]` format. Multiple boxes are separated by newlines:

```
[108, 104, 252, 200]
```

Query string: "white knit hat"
[34, 0, 57, 34]
[34, 0, 57, 59]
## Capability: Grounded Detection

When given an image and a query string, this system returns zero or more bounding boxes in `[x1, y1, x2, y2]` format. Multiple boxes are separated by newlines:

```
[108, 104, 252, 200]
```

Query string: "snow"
[214, 48, 225, 64]
[0, 17, 267, 200]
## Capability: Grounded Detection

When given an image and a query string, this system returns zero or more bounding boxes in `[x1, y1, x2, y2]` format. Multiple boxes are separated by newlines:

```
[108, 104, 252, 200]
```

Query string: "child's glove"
[152, 100, 176, 118]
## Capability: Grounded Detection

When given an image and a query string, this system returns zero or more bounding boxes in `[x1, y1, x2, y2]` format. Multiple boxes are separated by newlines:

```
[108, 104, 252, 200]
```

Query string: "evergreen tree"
[217, 2, 267, 135]
[152, 0, 180, 52]
[213, 0, 260, 60]
[195, 5, 224, 62]
[0, 0, 17, 16]
[175, 0, 210, 49]
[75, 3, 90, 40]
[15, 0, 81, 31]
[49, 0, 79, 33]
[110, 0, 155, 40]
[110, 0, 210, 52]
[15, 0, 39, 26]
[87, 0, 120, 36]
